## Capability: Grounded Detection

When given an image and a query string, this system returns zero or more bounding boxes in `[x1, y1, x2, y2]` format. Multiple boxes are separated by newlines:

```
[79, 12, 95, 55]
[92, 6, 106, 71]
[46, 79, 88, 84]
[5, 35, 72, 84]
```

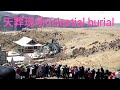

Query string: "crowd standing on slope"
[1, 63, 120, 79]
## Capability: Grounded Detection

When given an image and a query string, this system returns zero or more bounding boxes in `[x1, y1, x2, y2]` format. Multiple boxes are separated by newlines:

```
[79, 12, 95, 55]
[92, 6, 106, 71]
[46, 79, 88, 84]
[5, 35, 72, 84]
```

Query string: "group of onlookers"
[13, 64, 120, 79]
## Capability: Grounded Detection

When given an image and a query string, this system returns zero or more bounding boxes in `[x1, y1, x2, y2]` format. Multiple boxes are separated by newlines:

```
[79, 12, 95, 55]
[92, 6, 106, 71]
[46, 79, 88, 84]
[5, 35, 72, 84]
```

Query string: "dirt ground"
[1, 26, 120, 71]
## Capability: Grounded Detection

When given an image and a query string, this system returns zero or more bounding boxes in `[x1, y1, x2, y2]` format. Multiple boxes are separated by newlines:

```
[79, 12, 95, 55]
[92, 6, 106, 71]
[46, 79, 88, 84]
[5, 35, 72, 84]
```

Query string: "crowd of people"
[1, 63, 119, 79]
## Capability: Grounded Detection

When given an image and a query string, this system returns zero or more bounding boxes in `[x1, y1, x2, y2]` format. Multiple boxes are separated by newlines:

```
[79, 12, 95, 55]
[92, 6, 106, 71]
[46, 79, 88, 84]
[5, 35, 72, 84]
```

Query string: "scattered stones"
[72, 39, 120, 58]
[71, 46, 75, 49]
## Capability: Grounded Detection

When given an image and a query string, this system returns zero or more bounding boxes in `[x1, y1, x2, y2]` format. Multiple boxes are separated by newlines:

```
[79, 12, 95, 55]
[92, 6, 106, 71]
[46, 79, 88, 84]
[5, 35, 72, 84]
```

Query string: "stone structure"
[0, 45, 7, 65]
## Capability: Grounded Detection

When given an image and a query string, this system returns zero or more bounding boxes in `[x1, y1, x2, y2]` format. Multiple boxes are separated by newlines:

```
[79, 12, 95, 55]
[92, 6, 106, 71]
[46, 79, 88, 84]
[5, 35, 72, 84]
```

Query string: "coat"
[36, 65, 43, 77]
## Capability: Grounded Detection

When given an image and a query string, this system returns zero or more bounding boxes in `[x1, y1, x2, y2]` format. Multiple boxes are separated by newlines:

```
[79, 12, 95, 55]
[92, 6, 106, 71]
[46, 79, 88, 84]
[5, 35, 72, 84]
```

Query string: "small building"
[7, 51, 20, 56]
[7, 56, 25, 63]
[13, 37, 43, 54]
[7, 51, 25, 63]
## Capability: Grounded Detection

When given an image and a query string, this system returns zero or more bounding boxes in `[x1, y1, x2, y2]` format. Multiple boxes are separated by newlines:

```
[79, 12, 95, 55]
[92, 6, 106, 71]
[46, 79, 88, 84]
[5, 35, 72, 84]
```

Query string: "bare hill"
[1, 27, 120, 71]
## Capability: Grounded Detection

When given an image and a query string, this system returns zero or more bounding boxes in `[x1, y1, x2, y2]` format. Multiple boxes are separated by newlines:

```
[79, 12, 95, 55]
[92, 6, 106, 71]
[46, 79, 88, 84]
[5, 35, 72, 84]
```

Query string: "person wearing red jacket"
[109, 72, 115, 79]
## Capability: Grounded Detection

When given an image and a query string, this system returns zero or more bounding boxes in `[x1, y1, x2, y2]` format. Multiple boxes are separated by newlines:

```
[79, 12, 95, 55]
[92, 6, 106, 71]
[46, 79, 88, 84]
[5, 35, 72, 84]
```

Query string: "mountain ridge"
[0, 11, 119, 31]
[0, 11, 97, 31]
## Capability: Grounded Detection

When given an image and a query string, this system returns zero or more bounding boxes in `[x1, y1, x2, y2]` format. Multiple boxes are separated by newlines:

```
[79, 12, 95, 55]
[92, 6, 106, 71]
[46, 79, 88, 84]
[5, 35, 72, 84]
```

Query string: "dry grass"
[1, 27, 120, 71]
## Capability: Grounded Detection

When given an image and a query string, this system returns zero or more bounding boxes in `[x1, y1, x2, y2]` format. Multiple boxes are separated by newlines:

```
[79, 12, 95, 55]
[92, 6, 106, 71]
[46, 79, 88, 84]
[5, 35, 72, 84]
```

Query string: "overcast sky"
[6, 11, 120, 23]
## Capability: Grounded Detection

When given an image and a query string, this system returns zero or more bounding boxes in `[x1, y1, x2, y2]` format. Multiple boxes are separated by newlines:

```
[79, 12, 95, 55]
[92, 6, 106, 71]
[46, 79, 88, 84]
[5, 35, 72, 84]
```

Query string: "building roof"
[13, 37, 43, 47]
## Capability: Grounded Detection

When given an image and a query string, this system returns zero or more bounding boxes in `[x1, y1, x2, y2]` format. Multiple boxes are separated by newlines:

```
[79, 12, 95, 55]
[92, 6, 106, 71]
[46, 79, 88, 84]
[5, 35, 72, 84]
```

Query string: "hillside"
[1, 26, 120, 71]
[0, 28, 81, 51]
[54, 27, 120, 71]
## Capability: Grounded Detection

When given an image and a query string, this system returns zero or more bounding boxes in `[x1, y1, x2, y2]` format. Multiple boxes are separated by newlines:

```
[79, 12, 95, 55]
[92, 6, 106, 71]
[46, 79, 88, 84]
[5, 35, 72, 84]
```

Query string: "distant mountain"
[0, 11, 97, 31]
[114, 23, 120, 26]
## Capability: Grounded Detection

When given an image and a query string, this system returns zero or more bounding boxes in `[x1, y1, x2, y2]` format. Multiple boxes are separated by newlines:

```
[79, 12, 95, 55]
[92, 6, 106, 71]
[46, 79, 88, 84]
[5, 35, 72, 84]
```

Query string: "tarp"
[7, 56, 25, 62]
[7, 51, 20, 56]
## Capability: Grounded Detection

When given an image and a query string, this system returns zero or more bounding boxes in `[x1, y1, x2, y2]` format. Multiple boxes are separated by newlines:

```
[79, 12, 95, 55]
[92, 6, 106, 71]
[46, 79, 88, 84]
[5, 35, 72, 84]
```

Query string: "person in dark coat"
[95, 69, 101, 79]
[0, 66, 16, 79]
[26, 67, 30, 79]
[33, 65, 38, 76]
[62, 65, 67, 79]
[49, 66, 53, 77]
[56, 65, 61, 78]
[73, 66, 79, 79]
[79, 67, 82, 79]
[81, 66, 85, 79]
[100, 67, 105, 79]
[45, 65, 49, 77]
[91, 69, 95, 79]
[104, 70, 110, 79]
[66, 66, 70, 79]
[42, 65, 46, 78]
[84, 69, 89, 79]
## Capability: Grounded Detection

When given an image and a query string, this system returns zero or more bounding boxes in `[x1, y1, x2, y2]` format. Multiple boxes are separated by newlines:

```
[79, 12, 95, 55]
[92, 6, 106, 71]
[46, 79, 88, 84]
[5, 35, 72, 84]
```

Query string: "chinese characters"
[3, 16, 85, 28]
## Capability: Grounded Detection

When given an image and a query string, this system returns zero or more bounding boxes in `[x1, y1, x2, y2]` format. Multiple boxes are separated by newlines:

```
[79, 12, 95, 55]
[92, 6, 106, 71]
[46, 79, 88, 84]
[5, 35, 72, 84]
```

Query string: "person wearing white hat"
[115, 70, 120, 79]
